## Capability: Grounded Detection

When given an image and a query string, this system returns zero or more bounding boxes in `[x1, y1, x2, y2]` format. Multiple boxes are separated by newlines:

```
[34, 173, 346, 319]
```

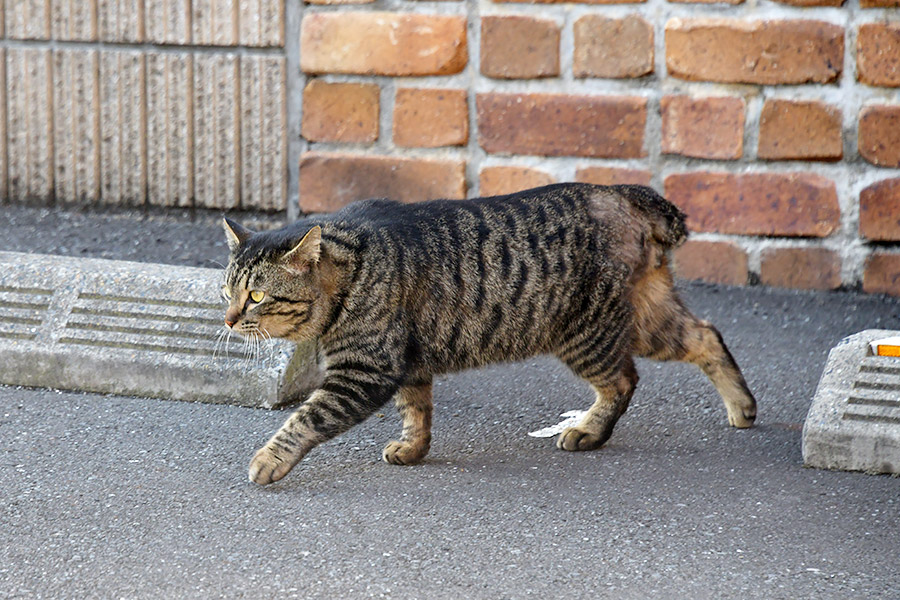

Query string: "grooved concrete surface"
[1, 205, 900, 599]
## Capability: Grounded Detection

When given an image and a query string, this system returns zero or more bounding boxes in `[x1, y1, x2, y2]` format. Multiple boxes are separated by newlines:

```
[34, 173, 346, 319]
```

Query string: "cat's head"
[221, 218, 330, 342]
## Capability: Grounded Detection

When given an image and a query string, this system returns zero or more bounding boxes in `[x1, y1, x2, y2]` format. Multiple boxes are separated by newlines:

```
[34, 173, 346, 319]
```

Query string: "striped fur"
[221, 183, 757, 485]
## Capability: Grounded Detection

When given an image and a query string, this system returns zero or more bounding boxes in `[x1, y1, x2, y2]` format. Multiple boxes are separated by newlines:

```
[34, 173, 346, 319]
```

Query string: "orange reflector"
[870, 337, 900, 357]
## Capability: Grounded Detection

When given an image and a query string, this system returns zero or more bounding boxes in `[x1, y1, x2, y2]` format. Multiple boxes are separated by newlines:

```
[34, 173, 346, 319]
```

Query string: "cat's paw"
[382, 440, 428, 465]
[556, 426, 608, 452]
[727, 407, 756, 429]
[248, 445, 297, 485]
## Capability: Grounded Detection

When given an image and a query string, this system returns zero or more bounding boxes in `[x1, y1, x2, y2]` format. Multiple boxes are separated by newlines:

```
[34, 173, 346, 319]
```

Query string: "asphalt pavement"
[1, 204, 899, 599]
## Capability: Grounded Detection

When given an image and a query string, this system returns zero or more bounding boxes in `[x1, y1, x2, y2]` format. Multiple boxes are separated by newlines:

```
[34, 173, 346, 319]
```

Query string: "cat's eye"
[249, 290, 265, 303]
[222, 286, 231, 300]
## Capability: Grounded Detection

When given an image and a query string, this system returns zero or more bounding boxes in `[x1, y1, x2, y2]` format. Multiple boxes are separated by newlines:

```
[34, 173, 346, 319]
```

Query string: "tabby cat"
[221, 183, 756, 485]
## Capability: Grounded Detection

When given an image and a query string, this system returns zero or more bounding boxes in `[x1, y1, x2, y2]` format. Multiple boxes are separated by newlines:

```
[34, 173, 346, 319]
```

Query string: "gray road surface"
[1, 204, 899, 599]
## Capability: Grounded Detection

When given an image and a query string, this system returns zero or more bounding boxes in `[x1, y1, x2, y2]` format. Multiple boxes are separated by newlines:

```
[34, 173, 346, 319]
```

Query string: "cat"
[221, 182, 757, 485]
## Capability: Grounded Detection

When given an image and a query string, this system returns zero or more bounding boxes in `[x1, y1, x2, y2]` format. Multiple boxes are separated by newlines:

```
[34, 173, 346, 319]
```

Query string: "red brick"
[300, 13, 467, 76]
[668, 0, 743, 4]
[479, 167, 556, 197]
[864, 254, 900, 296]
[573, 15, 653, 79]
[665, 19, 843, 85]
[664, 172, 840, 237]
[476, 93, 646, 158]
[480, 16, 560, 79]
[770, 0, 843, 5]
[760, 248, 841, 290]
[494, 0, 645, 4]
[857, 24, 900, 88]
[860, 178, 900, 241]
[758, 100, 842, 161]
[673, 241, 748, 286]
[393, 88, 468, 148]
[859, 105, 900, 167]
[661, 95, 744, 160]
[575, 166, 652, 187]
[301, 80, 379, 144]
[299, 152, 466, 213]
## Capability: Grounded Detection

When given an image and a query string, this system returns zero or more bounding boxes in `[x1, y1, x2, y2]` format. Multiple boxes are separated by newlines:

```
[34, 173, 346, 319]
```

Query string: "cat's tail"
[613, 184, 688, 250]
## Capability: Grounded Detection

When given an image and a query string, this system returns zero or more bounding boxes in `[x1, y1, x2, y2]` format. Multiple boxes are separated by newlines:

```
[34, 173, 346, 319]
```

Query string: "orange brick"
[861, 0, 900, 6]
[665, 19, 843, 85]
[480, 16, 560, 79]
[575, 166, 652, 187]
[299, 152, 466, 213]
[860, 178, 900, 241]
[301, 80, 379, 144]
[479, 167, 556, 196]
[393, 88, 468, 148]
[760, 248, 841, 290]
[664, 172, 840, 237]
[661, 95, 744, 160]
[857, 24, 900, 87]
[758, 100, 842, 161]
[864, 254, 900, 296]
[573, 15, 653, 79]
[859, 105, 900, 167]
[300, 12, 467, 76]
[672, 241, 748, 286]
[476, 93, 646, 158]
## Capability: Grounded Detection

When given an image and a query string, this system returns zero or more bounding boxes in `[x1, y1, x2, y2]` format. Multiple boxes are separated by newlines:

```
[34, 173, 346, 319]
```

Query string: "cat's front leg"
[249, 373, 399, 485]
[382, 381, 433, 465]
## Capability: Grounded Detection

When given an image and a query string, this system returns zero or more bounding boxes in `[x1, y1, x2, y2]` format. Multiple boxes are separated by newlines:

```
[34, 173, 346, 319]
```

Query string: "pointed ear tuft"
[282, 226, 322, 271]
[223, 217, 253, 252]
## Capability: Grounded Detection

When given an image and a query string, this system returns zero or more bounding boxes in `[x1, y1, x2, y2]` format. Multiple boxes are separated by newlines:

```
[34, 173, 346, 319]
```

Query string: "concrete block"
[803, 329, 900, 475]
[144, 0, 189, 44]
[0, 252, 320, 408]
[51, 0, 97, 40]
[146, 52, 193, 207]
[193, 53, 240, 209]
[6, 48, 54, 202]
[240, 56, 287, 211]
[53, 49, 101, 204]
[99, 50, 146, 206]
[192, 0, 237, 46]
[5, 0, 51, 40]
[98, 0, 144, 42]
[239, 0, 283, 47]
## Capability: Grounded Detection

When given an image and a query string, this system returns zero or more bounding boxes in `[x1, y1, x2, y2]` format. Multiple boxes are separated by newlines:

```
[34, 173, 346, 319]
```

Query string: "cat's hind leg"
[383, 382, 433, 465]
[632, 263, 757, 428]
[557, 356, 639, 452]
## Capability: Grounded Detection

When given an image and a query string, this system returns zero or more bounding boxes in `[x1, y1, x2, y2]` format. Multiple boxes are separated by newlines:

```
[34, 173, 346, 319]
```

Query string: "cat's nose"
[225, 317, 236, 328]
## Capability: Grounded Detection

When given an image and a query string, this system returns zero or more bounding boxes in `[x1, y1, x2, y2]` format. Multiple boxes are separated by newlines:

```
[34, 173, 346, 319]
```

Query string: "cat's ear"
[223, 217, 253, 252]
[282, 226, 322, 272]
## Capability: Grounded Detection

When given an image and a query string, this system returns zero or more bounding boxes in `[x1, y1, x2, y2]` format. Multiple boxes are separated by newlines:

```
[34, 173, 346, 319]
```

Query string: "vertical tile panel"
[145, 0, 188, 44]
[193, 53, 239, 209]
[192, 0, 237, 46]
[146, 52, 193, 207]
[239, 0, 283, 47]
[6, 49, 54, 202]
[51, 0, 96, 40]
[53, 49, 100, 203]
[0, 50, 7, 201]
[240, 56, 286, 211]
[98, 0, 143, 42]
[99, 50, 146, 205]
[6, 0, 51, 40]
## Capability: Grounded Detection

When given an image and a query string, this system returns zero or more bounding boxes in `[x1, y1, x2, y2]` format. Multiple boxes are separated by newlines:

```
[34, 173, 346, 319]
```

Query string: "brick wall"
[2, 1, 900, 296]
